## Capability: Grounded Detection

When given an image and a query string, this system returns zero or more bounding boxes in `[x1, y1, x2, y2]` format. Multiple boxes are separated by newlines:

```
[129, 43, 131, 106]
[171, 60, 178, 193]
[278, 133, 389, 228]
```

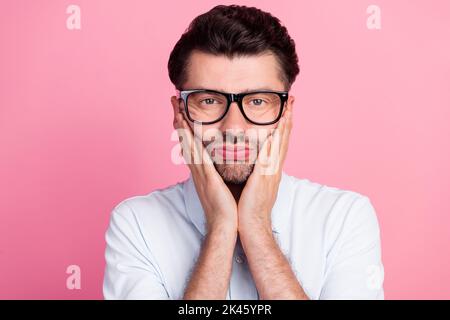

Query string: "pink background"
[1, 0, 449, 299]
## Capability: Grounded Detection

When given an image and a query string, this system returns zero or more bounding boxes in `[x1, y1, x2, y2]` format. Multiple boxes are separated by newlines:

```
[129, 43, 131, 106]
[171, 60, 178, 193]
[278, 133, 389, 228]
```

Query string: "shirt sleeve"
[103, 202, 170, 299]
[319, 196, 384, 300]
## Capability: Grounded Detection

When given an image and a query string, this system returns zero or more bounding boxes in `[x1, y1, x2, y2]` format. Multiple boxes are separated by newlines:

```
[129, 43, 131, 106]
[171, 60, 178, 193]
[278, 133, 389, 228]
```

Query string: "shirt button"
[235, 254, 245, 264]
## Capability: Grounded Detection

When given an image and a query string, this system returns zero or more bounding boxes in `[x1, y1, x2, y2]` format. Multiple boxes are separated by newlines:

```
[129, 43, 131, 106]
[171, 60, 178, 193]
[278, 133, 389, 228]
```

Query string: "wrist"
[238, 218, 273, 237]
[207, 219, 238, 236]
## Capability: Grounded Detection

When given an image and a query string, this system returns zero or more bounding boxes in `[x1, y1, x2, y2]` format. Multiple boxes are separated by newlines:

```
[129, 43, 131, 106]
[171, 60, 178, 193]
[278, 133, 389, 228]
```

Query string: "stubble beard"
[213, 162, 255, 184]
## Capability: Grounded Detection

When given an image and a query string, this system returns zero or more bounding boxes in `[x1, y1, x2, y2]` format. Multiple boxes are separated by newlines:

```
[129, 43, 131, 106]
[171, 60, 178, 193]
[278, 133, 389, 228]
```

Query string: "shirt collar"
[183, 171, 294, 237]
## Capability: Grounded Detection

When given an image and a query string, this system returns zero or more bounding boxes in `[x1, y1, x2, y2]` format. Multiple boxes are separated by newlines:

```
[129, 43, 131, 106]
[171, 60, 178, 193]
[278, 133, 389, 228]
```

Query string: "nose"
[218, 101, 248, 132]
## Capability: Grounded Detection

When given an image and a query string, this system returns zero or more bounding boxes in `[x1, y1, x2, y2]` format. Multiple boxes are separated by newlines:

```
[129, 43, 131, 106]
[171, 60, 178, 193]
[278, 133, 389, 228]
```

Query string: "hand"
[172, 98, 238, 234]
[237, 103, 293, 233]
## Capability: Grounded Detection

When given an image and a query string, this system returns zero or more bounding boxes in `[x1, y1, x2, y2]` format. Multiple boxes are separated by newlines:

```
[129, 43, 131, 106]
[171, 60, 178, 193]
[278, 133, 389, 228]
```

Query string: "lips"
[213, 144, 251, 161]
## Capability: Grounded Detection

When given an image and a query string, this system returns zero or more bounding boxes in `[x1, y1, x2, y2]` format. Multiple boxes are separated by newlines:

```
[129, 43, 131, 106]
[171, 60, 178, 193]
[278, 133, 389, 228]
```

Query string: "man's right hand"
[171, 96, 238, 299]
[172, 97, 238, 234]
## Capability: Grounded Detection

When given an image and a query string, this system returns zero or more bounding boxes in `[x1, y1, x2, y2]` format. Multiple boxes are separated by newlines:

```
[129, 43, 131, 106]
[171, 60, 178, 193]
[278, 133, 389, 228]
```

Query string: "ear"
[288, 95, 295, 108]
[284, 95, 295, 115]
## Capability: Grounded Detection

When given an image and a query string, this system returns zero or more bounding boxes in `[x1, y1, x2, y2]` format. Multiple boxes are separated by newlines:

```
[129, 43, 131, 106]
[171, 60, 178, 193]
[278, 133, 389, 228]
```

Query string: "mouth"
[213, 144, 253, 162]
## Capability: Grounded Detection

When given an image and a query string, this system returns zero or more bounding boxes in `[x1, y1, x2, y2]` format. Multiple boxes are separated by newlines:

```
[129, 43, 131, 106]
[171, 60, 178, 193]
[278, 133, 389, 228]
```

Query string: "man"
[103, 4, 384, 300]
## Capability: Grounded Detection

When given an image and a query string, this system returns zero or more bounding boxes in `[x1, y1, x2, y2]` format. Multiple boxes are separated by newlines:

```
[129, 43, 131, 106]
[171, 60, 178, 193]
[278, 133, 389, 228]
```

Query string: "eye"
[250, 99, 265, 106]
[201, 98, 218, 105]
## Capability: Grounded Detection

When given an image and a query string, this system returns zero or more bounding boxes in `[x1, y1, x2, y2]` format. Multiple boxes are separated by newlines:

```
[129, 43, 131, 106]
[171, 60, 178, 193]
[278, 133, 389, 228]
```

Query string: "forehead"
[183, 50, 286, 93]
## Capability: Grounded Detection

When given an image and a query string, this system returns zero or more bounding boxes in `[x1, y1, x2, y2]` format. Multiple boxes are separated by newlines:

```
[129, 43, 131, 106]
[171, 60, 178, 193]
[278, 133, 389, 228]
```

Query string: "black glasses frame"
[177, 89, 289, 125]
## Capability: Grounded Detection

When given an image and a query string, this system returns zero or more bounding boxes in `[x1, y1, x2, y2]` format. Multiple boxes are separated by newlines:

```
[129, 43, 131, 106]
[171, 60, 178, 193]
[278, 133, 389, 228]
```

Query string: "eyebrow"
[188, 87, 282, 93]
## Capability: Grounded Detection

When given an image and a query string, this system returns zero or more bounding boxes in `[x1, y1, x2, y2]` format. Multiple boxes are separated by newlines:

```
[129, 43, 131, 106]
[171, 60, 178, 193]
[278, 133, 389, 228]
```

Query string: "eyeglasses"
[177, 89, 289, 125]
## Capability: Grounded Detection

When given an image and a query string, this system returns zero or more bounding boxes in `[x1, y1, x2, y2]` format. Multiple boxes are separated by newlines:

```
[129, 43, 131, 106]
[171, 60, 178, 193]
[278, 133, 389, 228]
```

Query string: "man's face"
[171, 50, 294, 184]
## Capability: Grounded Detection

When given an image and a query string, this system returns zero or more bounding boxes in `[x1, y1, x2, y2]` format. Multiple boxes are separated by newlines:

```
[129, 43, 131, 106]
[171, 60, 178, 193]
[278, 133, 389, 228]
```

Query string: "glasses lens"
[187, 91, 228, 123]
[242, 93, 282, 124]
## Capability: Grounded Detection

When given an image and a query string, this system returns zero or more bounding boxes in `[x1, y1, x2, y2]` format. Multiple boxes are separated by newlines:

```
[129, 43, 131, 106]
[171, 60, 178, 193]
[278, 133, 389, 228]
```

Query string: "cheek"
[257, 124, 277, 138]
[198, 124, 222, 145]
[244, 125, 275, 148]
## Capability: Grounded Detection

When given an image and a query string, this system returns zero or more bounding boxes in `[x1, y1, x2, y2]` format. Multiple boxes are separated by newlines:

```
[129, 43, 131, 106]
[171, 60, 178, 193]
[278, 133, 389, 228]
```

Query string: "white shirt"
[103, 172, 384, 300]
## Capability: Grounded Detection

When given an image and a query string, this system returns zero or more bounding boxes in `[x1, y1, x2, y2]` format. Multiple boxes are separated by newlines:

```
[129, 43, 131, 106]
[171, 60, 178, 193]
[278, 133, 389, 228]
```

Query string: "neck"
[226, 181, 246, 203]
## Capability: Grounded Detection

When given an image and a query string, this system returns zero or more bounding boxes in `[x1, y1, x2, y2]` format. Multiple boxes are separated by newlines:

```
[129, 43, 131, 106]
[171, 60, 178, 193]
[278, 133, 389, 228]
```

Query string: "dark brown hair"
[168, 5, 300, 91]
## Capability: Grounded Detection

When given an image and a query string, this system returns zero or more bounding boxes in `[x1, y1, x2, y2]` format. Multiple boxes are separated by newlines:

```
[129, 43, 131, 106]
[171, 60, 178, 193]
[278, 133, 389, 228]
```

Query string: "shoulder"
[284, 173, 380, 239]
[286, 173, 370, 206]
[107, 179, 188, 234]
[286, 173, 376, 215]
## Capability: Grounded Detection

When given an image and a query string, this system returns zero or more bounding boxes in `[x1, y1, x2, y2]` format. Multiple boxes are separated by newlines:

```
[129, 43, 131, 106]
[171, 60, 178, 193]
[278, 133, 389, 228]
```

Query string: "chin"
[214, 163, 255, 184]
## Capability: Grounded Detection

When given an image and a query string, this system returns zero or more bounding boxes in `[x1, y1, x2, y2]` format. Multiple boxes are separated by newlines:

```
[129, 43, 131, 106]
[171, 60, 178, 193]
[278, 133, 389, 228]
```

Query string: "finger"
[269, 115, 285, 159]
[179, 119, 202, 174]
[191, 124, 215, 170]
[256, 110, 287, 176]
[178, 119, 193, 166]
[254, 132, 270, 174]
[172, 96, 184, 128]
[174, 112, 184, 131]
[181, 120, 216, 178]
[173, 110, 185, 158]
[279, 105, 293, 164]
[255, 126, 281, 176]
[173, 98, 187, 133]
